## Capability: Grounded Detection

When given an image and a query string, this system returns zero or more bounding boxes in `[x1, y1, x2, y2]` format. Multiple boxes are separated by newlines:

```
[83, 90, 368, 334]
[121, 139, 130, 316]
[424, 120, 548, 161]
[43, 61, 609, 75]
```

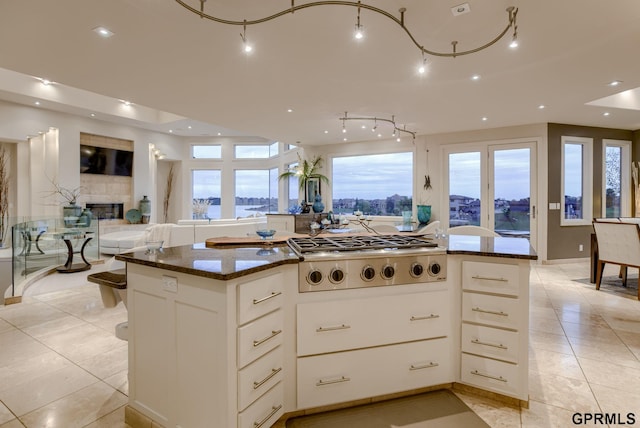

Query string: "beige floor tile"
[570, 339, 640, 369]
[0, 402, 14, 426]
[19, 382, 127, 428]
[521, 399, 598, 427]
[0, 329, 51, 368]
[36, 322, 125, 362]
[528, 316, 565, 335]
[578, 357, 640, 393]
[0, 319, 14, 334]
[528, 370, 600, 413]
[601, 313, 640, 333]
[590, 383, 640, 416]
[528, 305, 558, 321]
[528, 348, 586, 381]
[452, 391, 521, 428]
[0, 301, 68, 329]
[561, 320, 622, 345]
[20, 314, 86, 339]
[0, 364, 99, 416]
[0, 350, 73, 390]
[83, 405, 130, 428]
[555, 309, 609, 327]
[104, 369, 129, 396]
[528, 330, 573, 355]
[77, 343, 128, 380]
[0, 419, 25, 428]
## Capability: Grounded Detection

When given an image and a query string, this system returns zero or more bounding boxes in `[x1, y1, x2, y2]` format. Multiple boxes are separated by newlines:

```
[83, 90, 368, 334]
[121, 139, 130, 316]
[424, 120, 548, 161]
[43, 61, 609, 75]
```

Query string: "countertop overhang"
[446, 234, 538, 260]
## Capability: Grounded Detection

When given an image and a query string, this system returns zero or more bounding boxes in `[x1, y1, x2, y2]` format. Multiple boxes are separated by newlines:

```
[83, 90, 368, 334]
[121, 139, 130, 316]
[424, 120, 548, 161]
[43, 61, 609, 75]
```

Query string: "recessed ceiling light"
[93, 26, 114, 38]
[343, 137, 348, 141]
[90, 113, 96, 117]
[34, 101, 40, 106]
[603, 112, 610, 116]
[169, 130, 173, 133]
[377, 134, 382, 138]
[471, 74, 480, 81]
[324, 130, 328, 134]
[482, 117, 488, 121]
[217, 132, 221, 136]
[538, 105, 545, 109]
[121, 100, 132, 106]
[37, 78, 54, 86]
[608, 80, 622, 87]
[188, 125, 192, 129]
[287, 109, 293, 113]
[451, 3, 471, 16]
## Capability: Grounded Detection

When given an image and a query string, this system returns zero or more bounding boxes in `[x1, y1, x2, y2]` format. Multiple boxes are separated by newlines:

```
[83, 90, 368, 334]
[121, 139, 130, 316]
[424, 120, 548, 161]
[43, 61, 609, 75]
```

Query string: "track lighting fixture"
[340, 112, 415, 141]
[176, 1, 520, 67]
[240, 20, 252, 53]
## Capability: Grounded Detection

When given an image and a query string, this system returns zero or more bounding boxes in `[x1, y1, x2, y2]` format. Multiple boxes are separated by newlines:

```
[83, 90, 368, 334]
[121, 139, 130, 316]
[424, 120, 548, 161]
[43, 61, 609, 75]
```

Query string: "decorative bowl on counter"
[256, 229, 276, 240]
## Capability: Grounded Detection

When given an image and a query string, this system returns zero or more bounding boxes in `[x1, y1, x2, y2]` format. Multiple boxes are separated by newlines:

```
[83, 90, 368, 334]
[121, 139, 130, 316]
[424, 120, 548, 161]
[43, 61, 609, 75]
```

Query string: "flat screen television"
[80, 145, 133, 177]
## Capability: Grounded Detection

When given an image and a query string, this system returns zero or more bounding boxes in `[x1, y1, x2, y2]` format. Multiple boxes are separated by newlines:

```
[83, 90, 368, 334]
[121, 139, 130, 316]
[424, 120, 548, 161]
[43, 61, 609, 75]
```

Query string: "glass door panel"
[448, 152, 481, 228]
[491, 147, 532, 239]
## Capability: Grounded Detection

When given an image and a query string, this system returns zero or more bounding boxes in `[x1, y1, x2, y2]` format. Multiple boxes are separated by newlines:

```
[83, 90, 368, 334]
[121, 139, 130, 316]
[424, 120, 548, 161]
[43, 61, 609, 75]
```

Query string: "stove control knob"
[410, 262, 424, 278]
[307, 270, 323, 285]
[429, 261, 442, 276]
[361, 265, 376, 281]
[381, 264, 395, 280]
[329, 268, 345, 284]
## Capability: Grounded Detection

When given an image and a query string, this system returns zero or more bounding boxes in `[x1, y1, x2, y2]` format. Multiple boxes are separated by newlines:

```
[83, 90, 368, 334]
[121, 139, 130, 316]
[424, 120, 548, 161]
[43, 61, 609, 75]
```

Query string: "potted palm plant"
[279, 154, 330, 212]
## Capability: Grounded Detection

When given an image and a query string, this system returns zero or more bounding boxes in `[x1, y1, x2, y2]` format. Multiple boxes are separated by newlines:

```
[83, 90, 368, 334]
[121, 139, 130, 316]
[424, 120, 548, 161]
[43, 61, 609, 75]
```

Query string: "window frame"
[191, 144, 221, 159]
[602, 139, 631, 218]
[560, 136, 593, 226]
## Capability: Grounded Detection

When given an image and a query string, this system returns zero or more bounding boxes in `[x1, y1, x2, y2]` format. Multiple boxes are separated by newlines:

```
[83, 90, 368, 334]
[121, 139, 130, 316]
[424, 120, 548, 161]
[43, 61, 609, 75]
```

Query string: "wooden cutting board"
[205, 236, 290, 247]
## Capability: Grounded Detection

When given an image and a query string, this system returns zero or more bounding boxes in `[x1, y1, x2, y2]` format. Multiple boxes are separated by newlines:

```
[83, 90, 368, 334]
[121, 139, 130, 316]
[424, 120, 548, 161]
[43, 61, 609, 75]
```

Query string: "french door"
[445, 140, 537, 249]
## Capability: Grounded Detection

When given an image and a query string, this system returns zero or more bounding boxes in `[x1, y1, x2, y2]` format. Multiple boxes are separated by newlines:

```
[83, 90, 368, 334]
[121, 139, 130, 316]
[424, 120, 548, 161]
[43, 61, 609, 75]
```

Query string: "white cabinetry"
[458, 259, 529, 401]
[296, 284, 452, 409]
[127, 264, 296, 428]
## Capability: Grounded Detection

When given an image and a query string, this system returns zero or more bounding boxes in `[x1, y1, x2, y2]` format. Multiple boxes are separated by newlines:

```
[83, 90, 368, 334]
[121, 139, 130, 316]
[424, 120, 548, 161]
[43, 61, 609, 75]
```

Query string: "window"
[286, 162, 299, 210]
[235, 170, 278, 217]
[448, 152, 481, 227]
[192, 170, 221, 219]
[561, 136, 593, 226]
[234, 145, 270, 159]
[192, 145, 221, 159]
[332, 152, 413, 216]
[269, 142, 279, 157]
[603, 139, 631, 218]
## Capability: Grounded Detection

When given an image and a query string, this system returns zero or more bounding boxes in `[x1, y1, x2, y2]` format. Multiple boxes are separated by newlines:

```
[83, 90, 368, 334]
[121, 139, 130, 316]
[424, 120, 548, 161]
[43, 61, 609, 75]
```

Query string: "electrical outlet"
[579, 244, 584, 252]
[162, 275, 178, 293]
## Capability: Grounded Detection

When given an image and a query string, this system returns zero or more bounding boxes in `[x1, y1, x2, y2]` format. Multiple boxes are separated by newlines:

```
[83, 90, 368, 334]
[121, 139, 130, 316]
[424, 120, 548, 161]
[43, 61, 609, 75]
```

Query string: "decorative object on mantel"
[417, 148, 433, 225]
[278, 154, 330, 211]
[163, 164, 175, 223]
[175, 1, 519, 67]
[139, 195, 151, 224]
[125, 208, 142, 224]
[0, 147, 9, 247]
[633, 161, 640, 217]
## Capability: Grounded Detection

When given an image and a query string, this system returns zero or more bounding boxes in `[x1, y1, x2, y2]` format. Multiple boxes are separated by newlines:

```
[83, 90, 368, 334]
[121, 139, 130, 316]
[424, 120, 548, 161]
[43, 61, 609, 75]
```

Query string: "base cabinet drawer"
[462, 292, 519, 330]
[461, 324, 519, 363]
[297, 338, 451, 409]
[238, 309, 284, 368]
[460, 353, 522, 398]
[238, 347, 284, 411]
[238, 382, 284, 428]
[462, 261, 520, 296]
[237, 273, 284, 325]
[298, 291, 448, 356]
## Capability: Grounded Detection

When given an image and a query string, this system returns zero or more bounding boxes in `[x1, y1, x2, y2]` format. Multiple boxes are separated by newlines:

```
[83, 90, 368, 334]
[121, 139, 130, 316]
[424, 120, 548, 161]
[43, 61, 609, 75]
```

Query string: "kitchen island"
[117, 235, 536, 428]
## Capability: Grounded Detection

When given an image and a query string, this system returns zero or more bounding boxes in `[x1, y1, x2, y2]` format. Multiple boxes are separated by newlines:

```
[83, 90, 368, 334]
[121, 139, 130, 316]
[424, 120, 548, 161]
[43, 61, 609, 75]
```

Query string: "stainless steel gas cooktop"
[288, 234, 438, 257]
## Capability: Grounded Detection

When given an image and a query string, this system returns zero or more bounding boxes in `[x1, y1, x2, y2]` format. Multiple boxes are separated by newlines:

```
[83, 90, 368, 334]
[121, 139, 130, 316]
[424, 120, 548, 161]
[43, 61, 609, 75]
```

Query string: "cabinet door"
[297, 291, 448, 356]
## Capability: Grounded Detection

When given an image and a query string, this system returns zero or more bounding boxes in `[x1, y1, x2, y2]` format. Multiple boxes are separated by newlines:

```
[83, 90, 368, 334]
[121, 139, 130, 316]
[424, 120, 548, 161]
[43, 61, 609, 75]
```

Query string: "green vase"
[417, 205, 431, 225]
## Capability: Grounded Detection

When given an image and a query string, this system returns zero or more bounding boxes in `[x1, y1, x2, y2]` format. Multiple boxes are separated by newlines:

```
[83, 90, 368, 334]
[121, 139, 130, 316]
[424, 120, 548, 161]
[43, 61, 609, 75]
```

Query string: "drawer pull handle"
[253, 291, 282, 305]
[253, 329, 282, 347]
[316, 324, 351, 332]
[472, 307, 508, 317]
[410, 314, 440, 321]
[316, 376, 351, 386]
[253, 404, 283, 428]
[253, 367, 282, 389]
[472, 275, 508, 282]
[410, 362, 439, 371]
[470, 370, 508, 383]
[471, 339, 508, 350]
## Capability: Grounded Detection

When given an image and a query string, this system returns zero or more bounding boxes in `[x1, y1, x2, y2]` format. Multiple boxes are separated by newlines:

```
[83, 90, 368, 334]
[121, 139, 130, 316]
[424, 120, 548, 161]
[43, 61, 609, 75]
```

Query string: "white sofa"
[99, 217, 267, 254]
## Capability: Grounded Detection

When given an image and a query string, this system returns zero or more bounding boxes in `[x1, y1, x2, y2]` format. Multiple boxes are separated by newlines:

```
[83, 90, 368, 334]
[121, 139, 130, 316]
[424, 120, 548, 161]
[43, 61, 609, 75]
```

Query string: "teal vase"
[417, 205, 431, 225]
[312, 194, 325, 213]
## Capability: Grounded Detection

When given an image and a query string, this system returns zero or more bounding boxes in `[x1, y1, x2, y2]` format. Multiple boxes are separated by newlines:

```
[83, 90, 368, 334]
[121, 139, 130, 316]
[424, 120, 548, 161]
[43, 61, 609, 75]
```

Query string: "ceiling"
[1, 0, 640, 146]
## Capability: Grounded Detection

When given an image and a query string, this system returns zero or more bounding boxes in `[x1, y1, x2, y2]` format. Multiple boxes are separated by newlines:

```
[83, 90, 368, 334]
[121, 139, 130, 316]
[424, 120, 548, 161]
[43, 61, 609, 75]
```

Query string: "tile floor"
[0, 260, 639, 427]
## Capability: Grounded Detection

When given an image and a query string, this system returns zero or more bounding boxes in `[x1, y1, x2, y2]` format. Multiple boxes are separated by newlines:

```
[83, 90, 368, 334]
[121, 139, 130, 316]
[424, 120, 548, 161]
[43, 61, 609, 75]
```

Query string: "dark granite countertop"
[446, 234, 538, 260]
[115, 242, 301, 280]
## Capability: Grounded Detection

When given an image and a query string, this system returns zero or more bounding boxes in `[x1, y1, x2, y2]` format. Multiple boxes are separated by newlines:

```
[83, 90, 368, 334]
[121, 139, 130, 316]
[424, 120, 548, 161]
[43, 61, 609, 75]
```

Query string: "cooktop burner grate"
[288, 234, 437, 254]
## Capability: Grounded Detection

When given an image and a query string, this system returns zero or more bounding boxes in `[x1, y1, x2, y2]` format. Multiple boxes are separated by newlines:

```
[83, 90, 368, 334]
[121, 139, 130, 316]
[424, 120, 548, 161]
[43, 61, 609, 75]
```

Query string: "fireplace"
[86, 203, 124, 220]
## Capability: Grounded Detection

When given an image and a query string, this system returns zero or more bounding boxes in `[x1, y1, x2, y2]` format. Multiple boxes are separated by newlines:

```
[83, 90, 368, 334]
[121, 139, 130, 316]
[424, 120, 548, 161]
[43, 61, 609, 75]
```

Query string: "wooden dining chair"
[592, 221, 640, 299]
